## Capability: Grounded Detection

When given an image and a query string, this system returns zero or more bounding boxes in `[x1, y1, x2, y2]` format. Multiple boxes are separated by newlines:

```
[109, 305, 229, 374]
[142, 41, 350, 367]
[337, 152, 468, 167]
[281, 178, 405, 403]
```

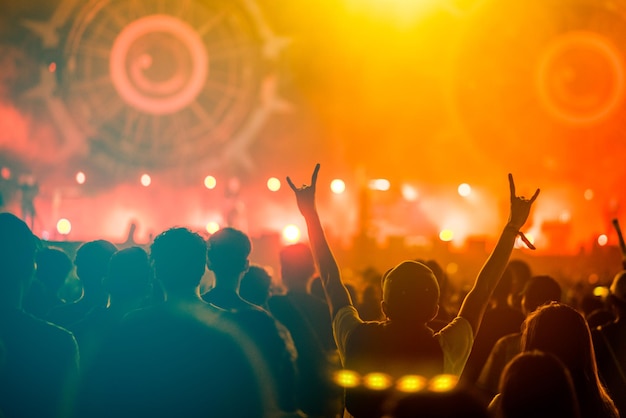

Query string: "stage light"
[56, 218, 72, 235]
[401, 184, 419, 201]
[559, 211, 571, 223]
[363, 372, 392, 390]
[267, 177, 281, 192]
[204, 176, 217, 189]
[48, 62, 56, 73]
[333, 370, 360, 388]
[0, 167, 10, 179]
[428, 374, 458, 392]
[75, 171, 86, 185]
[457, 183, 471, 197]
[593, 286, 610, 298]
[588, 273, 600, 285]
[446, 262, 459, 275]
[206, 221, 220, 234]
[598, 234, 608, 246]
[369, 179, 390, 191]
[584, 189, 594, 201]
[396, 375, 427, 393]
[140, 174, 151, 187]
[330, 179, 346, 194]
[282, 224, 301, 244]
[439, 229, 454, 242]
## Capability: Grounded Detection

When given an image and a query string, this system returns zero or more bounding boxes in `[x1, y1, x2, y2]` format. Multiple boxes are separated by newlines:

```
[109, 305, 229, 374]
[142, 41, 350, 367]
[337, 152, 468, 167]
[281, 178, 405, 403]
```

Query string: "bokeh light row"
[333, 369, 459, 393]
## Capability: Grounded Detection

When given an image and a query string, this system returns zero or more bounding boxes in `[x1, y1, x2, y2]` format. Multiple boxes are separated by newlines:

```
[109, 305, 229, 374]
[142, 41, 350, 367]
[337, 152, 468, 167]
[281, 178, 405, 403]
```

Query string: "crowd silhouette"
[0, 164, 624, 418]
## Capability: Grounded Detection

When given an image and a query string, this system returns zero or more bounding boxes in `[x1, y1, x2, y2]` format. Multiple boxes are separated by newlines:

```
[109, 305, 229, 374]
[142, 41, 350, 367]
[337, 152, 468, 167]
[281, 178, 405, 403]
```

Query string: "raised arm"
[458, 174, 540, 336]
[287, 164, 353, 318]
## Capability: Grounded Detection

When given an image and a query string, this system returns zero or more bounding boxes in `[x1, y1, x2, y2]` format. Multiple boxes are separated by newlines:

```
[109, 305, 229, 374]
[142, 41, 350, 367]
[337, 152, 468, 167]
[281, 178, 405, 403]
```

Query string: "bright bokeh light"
[282, 224, 301, 244]
[204, 176, 217, 189]
[396, 375, 427, 393]
[363, 372, 392, 391]
[334, 370, 360, 388]
[369, 179, 391, 191]
[56, 218, 72, 235]
[48, 62, 56, 73]
[439, 229, 454, 242]
[140, 174, 151, 187]
[267, 177, 281, 192]
[75, 171, 86, 185]
[588, 273, 600, 285]
[0, 167, 11, 179]
[428, 374, 458, 392]
[593, 286, 610, 298]
[330, 179, 346, 194]
[401, 184, 419, 201]
[584, 189, 594, 201]
[457, 183, 471, 197]
[559, 211, 571, 223]
[206, 221, 220, 234]
[598, 234, 608, 246]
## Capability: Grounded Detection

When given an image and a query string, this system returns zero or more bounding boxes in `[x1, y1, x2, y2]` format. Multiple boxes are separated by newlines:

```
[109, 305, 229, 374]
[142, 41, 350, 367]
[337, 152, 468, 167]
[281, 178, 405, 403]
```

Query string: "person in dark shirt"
[0, 212, 79, 418]
[23, 246, 73, 318]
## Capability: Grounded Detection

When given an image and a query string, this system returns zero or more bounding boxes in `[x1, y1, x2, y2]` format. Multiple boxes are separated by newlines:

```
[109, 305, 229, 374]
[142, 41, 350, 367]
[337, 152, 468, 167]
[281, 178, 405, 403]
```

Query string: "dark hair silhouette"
[206, 227, 251, 278]
[239, 264, 272, 308]
[150, 227, 206, 291]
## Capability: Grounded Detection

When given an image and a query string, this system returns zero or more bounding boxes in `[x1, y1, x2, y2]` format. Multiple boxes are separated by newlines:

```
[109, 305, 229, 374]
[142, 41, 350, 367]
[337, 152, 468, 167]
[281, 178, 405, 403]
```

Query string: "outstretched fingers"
[286, 176, 297, 192]
[529, 188, 540, 203]
[508, 173, 516, 202]
[311, 163, 320, 188]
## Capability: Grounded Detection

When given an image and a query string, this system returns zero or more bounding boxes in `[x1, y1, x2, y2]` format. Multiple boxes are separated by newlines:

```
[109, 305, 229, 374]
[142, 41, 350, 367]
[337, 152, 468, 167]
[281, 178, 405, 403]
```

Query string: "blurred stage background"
[1, 0, 625, 282]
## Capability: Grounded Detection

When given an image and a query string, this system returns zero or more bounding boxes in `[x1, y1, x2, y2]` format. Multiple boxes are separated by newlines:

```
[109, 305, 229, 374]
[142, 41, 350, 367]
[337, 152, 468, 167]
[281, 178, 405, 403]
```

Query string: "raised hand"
[286, 163, 320, 216]
[507, 173, 540, 230]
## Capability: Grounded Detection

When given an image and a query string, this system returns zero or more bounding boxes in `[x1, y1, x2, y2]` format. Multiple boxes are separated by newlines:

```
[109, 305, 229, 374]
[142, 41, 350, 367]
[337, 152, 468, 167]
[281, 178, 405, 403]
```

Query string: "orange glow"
[439, 229, 454, 242]
[597, 234, 608, 246]
[206, 221, 220, 234]
[428, 374, 458, 392]
[396, 375, 427, 393]
[140, 174, 151, 187]
[75, 171, 86, 185]
[330, 179, 346, 194]
[363, 372, 392, 390]
[282, 224, 301, 244]
[334, 370, 360, 388]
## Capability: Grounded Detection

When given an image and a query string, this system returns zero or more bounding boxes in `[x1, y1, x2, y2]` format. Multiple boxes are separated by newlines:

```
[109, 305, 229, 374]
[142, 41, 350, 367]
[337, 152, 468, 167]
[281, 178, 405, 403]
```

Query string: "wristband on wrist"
[505, 224, 535, 250]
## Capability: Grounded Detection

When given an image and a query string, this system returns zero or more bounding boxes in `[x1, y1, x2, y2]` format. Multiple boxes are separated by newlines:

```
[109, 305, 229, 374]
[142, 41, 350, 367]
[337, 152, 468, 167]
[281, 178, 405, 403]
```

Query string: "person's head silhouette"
[206, 227, 251, 285]
[105, 246, 152, 303]
[150, 227, 207, 296]
[0, 213, 37, 305]
[74, 240, 117, 294]
[381, 260, 440, 325]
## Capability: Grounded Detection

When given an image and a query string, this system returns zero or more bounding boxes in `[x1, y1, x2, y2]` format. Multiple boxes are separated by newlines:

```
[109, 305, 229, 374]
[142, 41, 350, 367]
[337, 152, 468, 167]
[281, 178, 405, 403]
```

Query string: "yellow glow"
[140, 174, 151, 187]
[428, 374, 458, 392]
[267, 177, 281, 192]
[593, 286, 610, 298]
[598, 234, 608, 246]
[75, 171, 86, 185]
[584, 189, 594, 201]
[445, 262, 458, 275]
[396, 375, 427, 393]
[282, 224, 301, 244]
[206, 221, 220, 234]
[56, 218, 72, 235]
[204, 176, 217, 189]
[439, 229, 454, 242]
[334, 370, 360, 388]
[330, 179, 346, 194]
[363, 372, 393, 391]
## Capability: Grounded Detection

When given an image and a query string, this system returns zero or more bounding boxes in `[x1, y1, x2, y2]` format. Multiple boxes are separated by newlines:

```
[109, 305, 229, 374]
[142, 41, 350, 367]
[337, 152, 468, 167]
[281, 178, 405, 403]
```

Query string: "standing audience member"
[522, 302, 618, 418]
[0, 212, 79, 418]
[48, 240, 117, 329]
[239, 264, 274, 310]
[204, 227, 301, 416]
[593, 270, 626, 417]
[287, 165, 539, 418]
[490, 351, 581, 418]
[268, 243, 342, 417]
[478, 274, 562, 396]
[23, 246, 73, 318]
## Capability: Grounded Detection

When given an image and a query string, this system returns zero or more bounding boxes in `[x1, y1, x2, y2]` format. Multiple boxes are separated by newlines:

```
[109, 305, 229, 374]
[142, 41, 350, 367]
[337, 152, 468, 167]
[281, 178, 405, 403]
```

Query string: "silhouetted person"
[505, 259, 532, 311]
[72, 246, 153, 371]
[23, 246, 72, 318]
[239, 264, 273, 309]
[48, 240, 117, 330]
[204, 227, 300, 415]
[268, 243, 342, 417]
[461, 267, 525, 386]
[0, 212, 79, 418]
[522, 302, 618, 418]
[18, 175, 38, 230]
[478, 274, 562, 396]
[75, 227, 270, 418]
[287, 165, 539, 418]
[593, 270, 626, 416]
[490, 351, 581, 418]
[387, 388, 490, 418]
